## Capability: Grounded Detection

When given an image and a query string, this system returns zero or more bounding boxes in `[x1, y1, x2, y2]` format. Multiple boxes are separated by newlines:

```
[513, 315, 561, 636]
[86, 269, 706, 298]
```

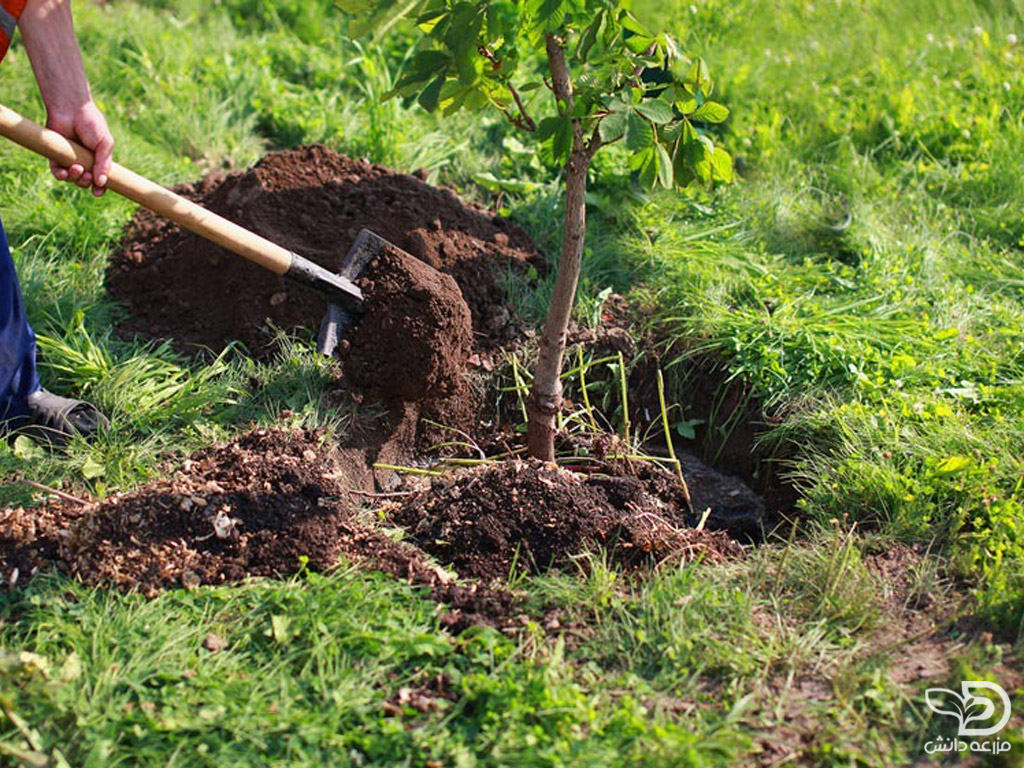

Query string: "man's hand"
[18, 0, 113, 197]
[45, 102, 114, 197]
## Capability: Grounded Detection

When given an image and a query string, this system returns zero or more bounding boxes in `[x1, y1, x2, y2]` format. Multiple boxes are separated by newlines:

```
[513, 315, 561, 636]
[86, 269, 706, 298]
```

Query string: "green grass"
[3, 0, 1024, 764]
[623, 0, 1024, 636]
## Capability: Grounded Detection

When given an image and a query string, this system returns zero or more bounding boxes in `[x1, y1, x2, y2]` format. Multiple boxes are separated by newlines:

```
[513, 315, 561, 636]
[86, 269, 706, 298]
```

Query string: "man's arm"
[17, 0, 112, 196]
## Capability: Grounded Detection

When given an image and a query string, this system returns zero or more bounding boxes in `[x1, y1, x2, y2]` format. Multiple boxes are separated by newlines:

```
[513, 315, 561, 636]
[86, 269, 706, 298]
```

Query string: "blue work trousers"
[0, 215, 40, 427]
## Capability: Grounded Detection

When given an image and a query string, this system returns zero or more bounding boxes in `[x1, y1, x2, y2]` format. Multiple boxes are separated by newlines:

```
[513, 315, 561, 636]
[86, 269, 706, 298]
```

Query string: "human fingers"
[50, 161, 69, 181]
[74, 108, 115, 194]
[90, 133, 114, 191]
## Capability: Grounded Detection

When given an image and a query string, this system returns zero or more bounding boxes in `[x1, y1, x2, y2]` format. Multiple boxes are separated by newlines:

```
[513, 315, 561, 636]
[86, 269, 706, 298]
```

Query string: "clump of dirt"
[343, 243, 471, 403]
[389, 459, 742, 581]
[0, 430, 442, 597]
[553, 433, 769, 542]
[107, 145, 539, 357]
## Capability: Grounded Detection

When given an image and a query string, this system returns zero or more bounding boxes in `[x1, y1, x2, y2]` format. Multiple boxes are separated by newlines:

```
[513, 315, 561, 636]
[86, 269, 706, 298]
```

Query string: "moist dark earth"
[107, 145, 539, 357]
[342, 243, 472, 403]
[5, 147, 774, 602]
[1, 429, 742, 603]
[391, 459, 741, 581]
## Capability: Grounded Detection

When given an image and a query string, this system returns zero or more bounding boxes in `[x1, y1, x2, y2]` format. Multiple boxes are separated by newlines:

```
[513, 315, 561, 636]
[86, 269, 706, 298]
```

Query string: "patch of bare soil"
[107, 145, 539, 357]
[2, 430, 740, 601]
[389, 459, 741, 581]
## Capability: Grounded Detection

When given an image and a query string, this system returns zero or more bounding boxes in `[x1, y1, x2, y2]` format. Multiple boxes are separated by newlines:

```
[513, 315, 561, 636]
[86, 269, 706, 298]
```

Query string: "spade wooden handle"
[0, 103, 294, 276]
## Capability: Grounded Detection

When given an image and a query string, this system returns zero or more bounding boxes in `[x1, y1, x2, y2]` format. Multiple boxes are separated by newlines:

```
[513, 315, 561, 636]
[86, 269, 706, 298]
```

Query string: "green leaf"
[694, 149, 713, 183]
[271, 615, 292, 644]
[660, 120, 683, 143]
[625, 110, 653, 151]
[636, 100, 675, 124]
[684, 58, 712, 94]
[675, 418, 704, 440]
[655, 141, 674, 188]
[552, 117, 574, 162]
[445, 3, 484, 56]
[12, 435, 45, 460]
[485, 1, 517, 39]
[631, 146, 659, 188]
[676, 96, 698, 115]
[409, 49, 452, 77]
[82, 457, 106, 480]
[418, 75, 446, 112]
[526, 0, 572, 32]
[537, 115, 561, 140]
[576, 10, 605, 60]
[673, 124, 712, 186]
[709, 146, 734, 183]
[416, 7, 448, 34]
[454, 48, 483, 85]
[692, 101, 730, 123]
[624, 32, 656, 54]
[935, 455, 972, 475]
[620, 11, 653, 39]
[598, 109, 628, 142]
[473, 172, 538, 193]
[464, 85, 489, 110]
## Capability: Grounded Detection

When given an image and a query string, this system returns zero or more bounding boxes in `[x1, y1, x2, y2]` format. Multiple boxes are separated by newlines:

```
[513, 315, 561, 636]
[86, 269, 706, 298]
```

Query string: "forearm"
[16, 0, 113, 193]
[18, 0, 92, 116]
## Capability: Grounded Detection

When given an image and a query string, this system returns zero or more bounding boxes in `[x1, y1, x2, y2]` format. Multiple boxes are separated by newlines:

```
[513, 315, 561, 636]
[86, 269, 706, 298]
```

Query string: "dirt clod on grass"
[390, 459, 742, 581]
[343, 243, 471, 403]
[107, 145, 539, 357]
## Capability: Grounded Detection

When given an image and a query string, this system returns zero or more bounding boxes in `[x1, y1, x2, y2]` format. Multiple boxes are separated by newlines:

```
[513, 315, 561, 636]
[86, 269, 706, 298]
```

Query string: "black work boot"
[21, 389, 109, 447]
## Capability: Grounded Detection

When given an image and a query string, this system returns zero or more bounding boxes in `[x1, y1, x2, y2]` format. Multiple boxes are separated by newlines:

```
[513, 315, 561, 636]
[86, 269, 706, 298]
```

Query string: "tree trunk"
[526, 35, 588, 460]
[527, 148, 590, 459]
[526, 34, 591, 460]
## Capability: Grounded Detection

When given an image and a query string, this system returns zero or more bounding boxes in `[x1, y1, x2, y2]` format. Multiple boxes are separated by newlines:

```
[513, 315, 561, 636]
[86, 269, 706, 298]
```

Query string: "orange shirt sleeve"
[0, 0, 28, 63]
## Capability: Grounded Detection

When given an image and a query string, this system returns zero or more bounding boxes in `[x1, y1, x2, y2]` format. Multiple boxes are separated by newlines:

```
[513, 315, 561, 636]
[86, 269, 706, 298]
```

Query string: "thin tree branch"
[507, 83, 537, 131]
[478, 45, 537, 131]
[545, 33, 575, 113]
[629, 42, 659, 87]
[16, 478, 90, 506]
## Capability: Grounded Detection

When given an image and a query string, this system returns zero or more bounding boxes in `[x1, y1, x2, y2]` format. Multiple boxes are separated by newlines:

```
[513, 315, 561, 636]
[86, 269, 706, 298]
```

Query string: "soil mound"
[0, 430, 436, 596]
[107, 145, 538, 357]
[390, 460, 742, 581]
[343, 244, 471, 402]
[2, 433, 745, 597]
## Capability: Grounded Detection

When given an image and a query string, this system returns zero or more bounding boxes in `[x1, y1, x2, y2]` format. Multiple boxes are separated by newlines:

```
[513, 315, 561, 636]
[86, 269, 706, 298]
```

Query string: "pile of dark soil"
[0, 430, 441, 597]
[390, 459, 742, 581]
[107, 145, 539, 357]
[2, 431, 742, 598]
[343, 243, 471, 403]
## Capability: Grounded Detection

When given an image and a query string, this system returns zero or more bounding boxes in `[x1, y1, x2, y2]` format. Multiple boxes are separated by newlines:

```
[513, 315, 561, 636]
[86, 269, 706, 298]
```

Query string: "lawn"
[1, 0, 1023, 765]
